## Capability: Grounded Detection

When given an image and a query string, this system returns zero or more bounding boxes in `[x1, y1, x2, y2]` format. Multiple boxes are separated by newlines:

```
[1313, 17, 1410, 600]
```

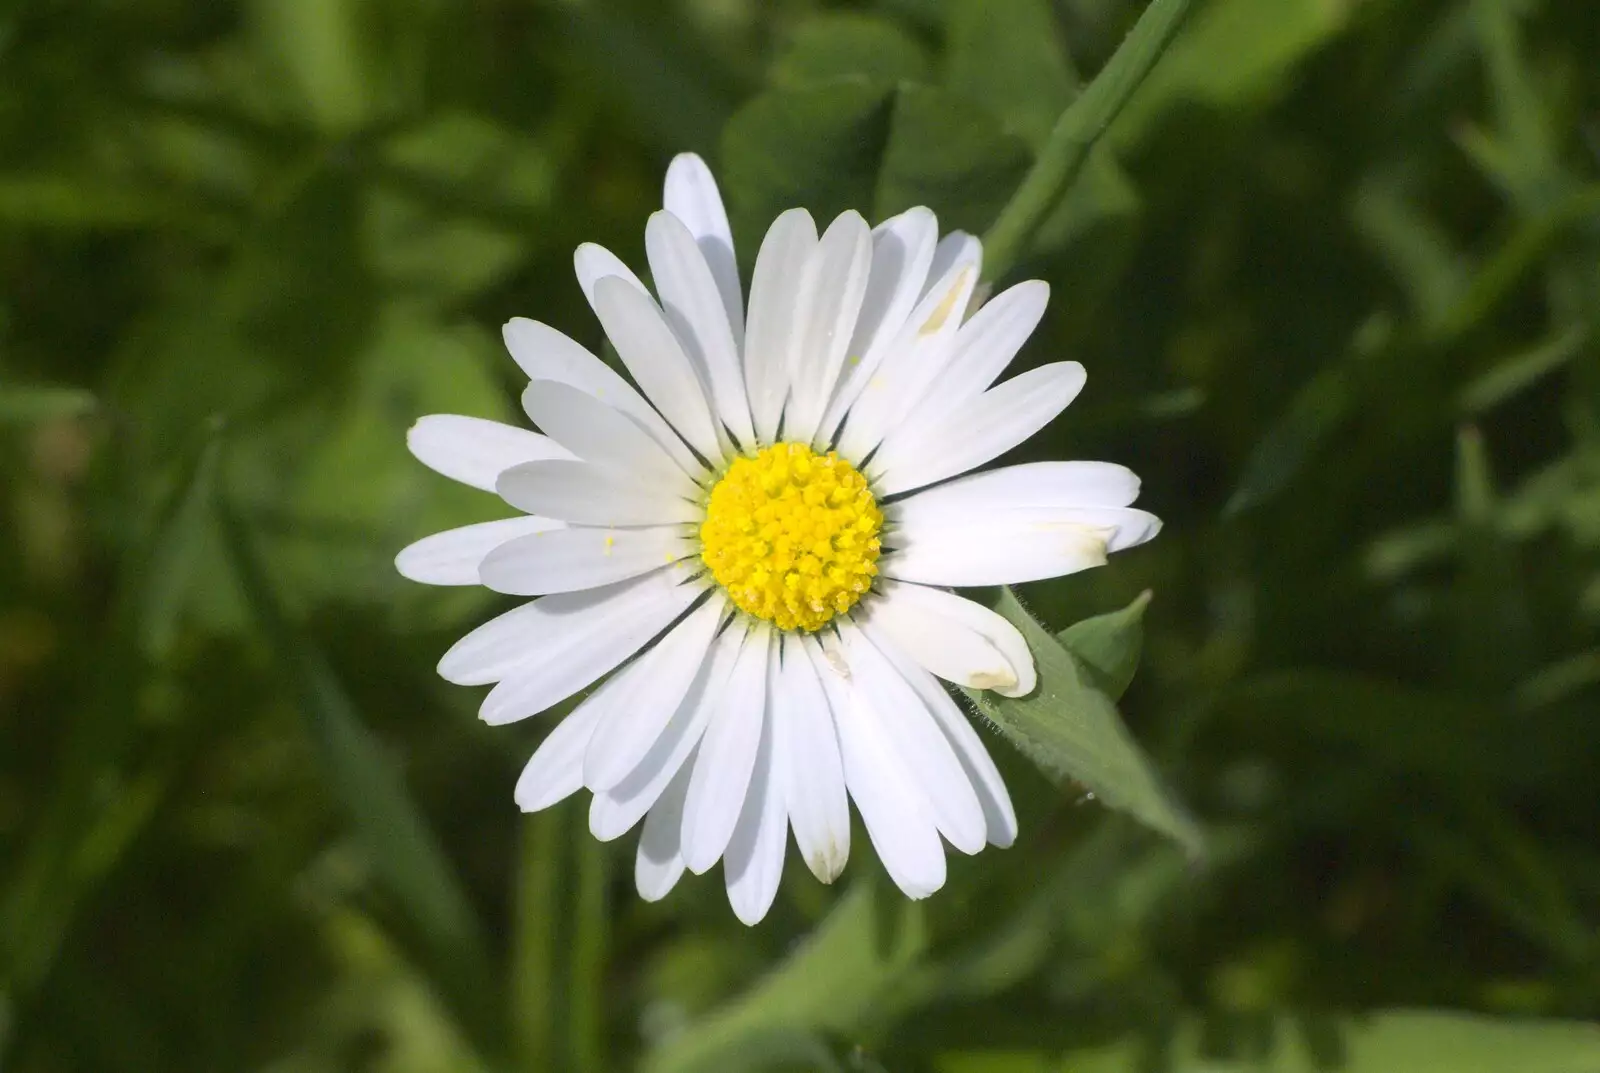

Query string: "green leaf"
[1050, 1011, 1600, 1072]
[945, 0, 1078, 151]
[216, 496, 497, 1053]
[363, 113, 557, 300]
[965, 589, 1201, 855]
[1028, 145, 1141, 262]
[720, 80, 895, 250]
[1458, 326, 1586, 416]
[0, 175, 233, 237]
[771, 13, 929, 91]
[1058, 591, 1151, 701]
[1112, 0, 1351, 150]
[510, 811, 566, 1072]
[0, 384, 96, 424]
[643, 884, 926, 1073]
[981, 0, 1193, 282]
[1223, 358, 1355, 516]
[1469, 0, 1561, 210]
[557, 0, 735, 154]
[1351, 179, 1466, 328]
[1454, 427, 1533, 687]
[875, 85, 1033, 234]
[248, 0, 372, 134]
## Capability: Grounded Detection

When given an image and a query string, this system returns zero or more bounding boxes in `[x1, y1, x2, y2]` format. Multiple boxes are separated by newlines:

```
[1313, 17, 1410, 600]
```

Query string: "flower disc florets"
[699, 442, 882, 631]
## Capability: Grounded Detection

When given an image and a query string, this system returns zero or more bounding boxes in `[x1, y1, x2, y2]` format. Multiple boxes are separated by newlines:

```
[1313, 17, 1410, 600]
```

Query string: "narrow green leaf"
[720, 81, 894, 251]
[248, 0, 370, 133]
[1058, 591, 1151, 701]
[1223, 359, 1354, 516]
[1025, 1011, 1600, 1072]
[1455, 426, 1497, 525]
[982, 0, 1193, 281]
[0, 176, 232, 237]
[1454, 427, 1533, 687]
[0, 429, 220, 1007]
[511, 810, 567, 1073]
[0, 384, 96, 424]
[1027, 145, 1141, 264]
[570, 826, 608, 1073]
[1470, 0, 1560, 210]
[875, 85, 1033, 234]
[771, 13, 929, 90]
[1334, 1011, 1600, 1073]
[557, 0, 735, 154]
[965, 590, 1201, 855]
[1436, 184, 1600, 342]
[1516, 649, 1600, 710]
[1458, 326, 1586, 416]
[215, 496, 497, 1051]
[1111, 0, 1351, 150]
[644, 884, 926, 1073]
[1351, 180, 1466, 328]
[944, 0, 1077, 151]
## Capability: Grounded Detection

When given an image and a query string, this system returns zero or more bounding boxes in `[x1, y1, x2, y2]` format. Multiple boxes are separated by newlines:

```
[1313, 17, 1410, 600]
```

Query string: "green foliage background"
[3, 0, 1600, 1069]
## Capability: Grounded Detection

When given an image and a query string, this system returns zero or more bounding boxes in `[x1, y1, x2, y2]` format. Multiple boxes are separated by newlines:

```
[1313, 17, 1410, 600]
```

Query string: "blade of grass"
[570, 818, 609, 1073]
[981, 0, 1192, 281]
[511, 809, 567, 1072]
[215, 492, 500, 1058]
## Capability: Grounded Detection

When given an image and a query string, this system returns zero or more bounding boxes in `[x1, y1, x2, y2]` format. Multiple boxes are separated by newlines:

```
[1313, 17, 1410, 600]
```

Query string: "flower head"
[397, 153, 1160, 924]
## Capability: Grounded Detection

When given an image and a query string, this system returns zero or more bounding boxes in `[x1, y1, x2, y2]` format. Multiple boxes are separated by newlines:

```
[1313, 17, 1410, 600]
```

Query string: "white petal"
[407, 415, 573, 493]
[882, 506, 1162, 587]
[681, 625, 771, 874]
[743, 209, 817, 443]
[582, 595, 726, 791]
[904, 279, 1050, 430]
[521, 380, 699, 494]
[772, 633, 850, 882]
[502, 318, 706, 481]
[783, 211, 872, 445]
[835, 239, 983, 462]
[573, 242, 648, 308]
[514, 701, 606, 812]
[479, 525, 693, 596]
[869, 361, 1086, 495]
[836, 621, 987, 854]
[663, 153, 743, 346]
[807, 637, 946, 899]
[871, 639, 1017, 848]
[722, 687, 787, 926]
[635, 760, 693, 902]
[859, 579, 1036, 697]
[439, 560, 694, 691]
[647, 210, 755, 446]
[888, 462, 1143, 536]
[589, 620, 746, 841]
[924, 231, 979, 296]
[396, 516, 562, 586]
[818, 207, 940, 441]
[496, 459, 700, 526]
[591, 276, 721, 461]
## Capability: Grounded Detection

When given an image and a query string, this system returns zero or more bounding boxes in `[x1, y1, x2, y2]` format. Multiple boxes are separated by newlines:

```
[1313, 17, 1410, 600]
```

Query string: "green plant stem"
[981, 0, 1192, 283]
[511, 810, 566, 1072]
[570, 813, 609, 1073]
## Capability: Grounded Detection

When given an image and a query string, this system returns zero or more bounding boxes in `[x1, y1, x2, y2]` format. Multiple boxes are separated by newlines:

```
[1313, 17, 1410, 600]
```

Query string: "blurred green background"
[4, 0, 1600, 1069]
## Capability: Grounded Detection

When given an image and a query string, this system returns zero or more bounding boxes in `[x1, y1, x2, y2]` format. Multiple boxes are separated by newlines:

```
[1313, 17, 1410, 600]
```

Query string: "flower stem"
[510, 810, 564, 1072]
[981, 0, 1193, 283]
[570, 817, 609, 1073]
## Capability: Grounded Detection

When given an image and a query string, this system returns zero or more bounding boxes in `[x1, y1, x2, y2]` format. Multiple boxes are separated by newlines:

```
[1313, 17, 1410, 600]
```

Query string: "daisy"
[397, 154, 1160, 924]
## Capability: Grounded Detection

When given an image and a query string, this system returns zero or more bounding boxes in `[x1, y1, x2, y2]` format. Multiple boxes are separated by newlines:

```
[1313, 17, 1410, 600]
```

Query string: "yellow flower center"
[699, 443, 882, 632]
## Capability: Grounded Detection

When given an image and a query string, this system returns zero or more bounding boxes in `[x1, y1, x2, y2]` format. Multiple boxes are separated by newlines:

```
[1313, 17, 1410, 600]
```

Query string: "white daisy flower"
[397, 153, 1161, 924]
